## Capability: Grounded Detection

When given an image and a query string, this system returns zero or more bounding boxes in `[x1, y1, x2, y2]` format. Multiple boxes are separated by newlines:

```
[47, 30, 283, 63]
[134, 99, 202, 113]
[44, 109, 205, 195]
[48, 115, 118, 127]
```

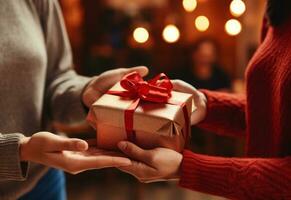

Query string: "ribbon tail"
[124, 98, 140, 142]
[182, 104, 190, 148]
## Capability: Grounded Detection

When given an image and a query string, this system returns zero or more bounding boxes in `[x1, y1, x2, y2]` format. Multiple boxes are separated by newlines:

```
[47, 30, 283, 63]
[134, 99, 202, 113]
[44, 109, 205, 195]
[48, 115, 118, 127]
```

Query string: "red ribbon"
[107, 72, 190, 144]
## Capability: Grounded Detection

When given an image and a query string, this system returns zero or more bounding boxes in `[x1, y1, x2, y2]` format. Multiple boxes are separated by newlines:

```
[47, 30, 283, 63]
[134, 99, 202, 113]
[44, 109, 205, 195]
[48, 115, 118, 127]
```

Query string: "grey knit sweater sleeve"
[0, 133, 28, 181]
[38, 0, 91, 124]
[0, 0, 91, 182]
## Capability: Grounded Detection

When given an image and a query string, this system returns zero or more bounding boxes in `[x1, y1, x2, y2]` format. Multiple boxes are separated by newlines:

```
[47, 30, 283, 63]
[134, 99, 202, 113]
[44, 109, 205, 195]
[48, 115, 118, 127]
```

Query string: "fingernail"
[118, 141, 127, 150]
[76, 141, 87, 151]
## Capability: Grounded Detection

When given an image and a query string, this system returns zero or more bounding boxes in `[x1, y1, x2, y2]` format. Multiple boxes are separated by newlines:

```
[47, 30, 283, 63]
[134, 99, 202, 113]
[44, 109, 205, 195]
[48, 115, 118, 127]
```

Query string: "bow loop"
[148, 73, 173, 93]
[118, 71, 172, 103]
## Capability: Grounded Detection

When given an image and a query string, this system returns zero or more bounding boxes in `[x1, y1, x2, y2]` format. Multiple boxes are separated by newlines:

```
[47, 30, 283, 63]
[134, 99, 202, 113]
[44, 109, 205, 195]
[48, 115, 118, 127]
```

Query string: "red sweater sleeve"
[179, 150, 291, 200]
[198, 90, 246, 138]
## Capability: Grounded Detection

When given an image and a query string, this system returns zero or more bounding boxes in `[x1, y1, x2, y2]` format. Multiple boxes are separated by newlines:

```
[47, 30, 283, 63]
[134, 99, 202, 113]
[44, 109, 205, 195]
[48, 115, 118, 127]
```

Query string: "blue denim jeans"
[19, 168, 67, 200]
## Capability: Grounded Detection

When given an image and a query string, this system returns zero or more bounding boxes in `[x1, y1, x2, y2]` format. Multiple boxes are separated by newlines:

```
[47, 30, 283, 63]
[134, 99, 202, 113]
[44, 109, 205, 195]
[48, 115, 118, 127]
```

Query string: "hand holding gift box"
[87, 72, 195, 152]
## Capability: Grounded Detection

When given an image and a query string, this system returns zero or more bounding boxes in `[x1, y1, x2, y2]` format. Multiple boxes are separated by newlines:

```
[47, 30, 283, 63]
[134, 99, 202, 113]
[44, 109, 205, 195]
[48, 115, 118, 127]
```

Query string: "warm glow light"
[225, 19, 242, 36]
[133, 27, 149, 43]
[230, 0, 246, 17]
[162, 25, 180, 43]
[195, 16, 209, 32]
[183, 0, 197, 12]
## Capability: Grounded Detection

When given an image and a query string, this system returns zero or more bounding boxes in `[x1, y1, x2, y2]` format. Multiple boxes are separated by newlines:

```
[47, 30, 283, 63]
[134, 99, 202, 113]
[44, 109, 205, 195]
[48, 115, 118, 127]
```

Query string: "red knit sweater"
[179, 18, 291, 199]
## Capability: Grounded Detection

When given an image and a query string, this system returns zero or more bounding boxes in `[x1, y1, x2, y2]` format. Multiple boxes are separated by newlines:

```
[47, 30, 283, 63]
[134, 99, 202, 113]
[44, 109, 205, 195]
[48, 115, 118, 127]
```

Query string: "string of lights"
[132, 0, 246, 44]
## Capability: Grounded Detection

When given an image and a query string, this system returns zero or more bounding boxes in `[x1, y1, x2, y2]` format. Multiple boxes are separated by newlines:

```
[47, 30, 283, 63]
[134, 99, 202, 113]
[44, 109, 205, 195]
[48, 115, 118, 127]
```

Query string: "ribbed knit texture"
[0, 134, 28, 180]
[180, 151, 291, 200]
[179, 18, 291, 199]
[198, 90, 246, 138]
[0, 0, 90, 199]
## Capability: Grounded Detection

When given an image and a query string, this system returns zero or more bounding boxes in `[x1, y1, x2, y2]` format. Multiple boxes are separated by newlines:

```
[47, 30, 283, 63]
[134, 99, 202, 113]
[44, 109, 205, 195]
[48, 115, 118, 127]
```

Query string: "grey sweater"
[0, 0, 91, 199]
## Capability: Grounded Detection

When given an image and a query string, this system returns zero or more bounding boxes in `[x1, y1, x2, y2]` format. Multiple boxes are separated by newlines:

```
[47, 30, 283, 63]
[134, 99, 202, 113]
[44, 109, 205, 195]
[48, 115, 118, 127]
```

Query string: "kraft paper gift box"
[87, 72, 194, 152]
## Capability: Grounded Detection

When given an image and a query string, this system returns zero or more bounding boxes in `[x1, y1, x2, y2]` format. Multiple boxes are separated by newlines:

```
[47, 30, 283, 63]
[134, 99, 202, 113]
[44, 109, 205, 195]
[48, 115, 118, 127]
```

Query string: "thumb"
[118, 141, 152, 164]
[47, 135, 88, 152]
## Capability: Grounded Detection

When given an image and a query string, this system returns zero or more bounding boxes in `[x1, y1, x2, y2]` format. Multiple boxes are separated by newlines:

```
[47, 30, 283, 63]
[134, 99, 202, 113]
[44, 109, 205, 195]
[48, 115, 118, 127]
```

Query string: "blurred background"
[56, 0, 266, 199]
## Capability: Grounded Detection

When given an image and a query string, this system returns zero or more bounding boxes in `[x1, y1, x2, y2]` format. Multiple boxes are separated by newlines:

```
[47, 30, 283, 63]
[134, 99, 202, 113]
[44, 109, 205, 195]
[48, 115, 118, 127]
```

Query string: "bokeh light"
[230, 0, 246, 17]
[133, 27, 149, 43]
[195, 16, 210, 32]
[225, 19, 242, 36]
[162, 25, 180, 43]
[182, 0, 197, 12]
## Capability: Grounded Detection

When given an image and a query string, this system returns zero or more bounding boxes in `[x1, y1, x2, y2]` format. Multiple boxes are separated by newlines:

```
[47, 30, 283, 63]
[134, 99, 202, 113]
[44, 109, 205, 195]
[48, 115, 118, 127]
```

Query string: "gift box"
[87, 72, 194, 152]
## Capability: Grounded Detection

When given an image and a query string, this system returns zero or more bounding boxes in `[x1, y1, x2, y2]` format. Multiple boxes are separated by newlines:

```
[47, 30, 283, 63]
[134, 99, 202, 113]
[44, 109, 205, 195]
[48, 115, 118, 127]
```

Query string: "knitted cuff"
[0, 133, 29, 181]
[179, 150, 230, 197]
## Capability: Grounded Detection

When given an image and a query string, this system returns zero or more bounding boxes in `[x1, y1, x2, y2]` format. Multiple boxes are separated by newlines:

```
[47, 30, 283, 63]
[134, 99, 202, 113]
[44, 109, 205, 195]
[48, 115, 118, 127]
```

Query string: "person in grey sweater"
[0, 0, 148, 199]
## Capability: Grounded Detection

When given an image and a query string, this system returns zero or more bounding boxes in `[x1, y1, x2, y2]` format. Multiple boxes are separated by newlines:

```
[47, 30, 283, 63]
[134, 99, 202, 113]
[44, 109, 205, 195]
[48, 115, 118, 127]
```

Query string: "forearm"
[0, 133, 28, 181]
[197, 90, 246, 138]
[40, 0, 91, 125]
[46, 71, 91, 124]
[179, 150, 291, 200]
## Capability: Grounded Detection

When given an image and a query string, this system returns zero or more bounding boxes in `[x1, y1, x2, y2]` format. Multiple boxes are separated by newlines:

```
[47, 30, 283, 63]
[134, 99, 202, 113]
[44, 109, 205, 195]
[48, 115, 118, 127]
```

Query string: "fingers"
[46, 134, 88, 152]
[46, 151, 132, 174]
[91, 66, 149, 95]
[172, 79, 197, 94]
[85, 155, 132, 168]
[171, 80, 207, 124]
[121, 66, 149, 77]
[82, 147, 127, 157]
[172, 79, 207, 105]
[118, 141, 152, 164]
[103, 66, 149, 87]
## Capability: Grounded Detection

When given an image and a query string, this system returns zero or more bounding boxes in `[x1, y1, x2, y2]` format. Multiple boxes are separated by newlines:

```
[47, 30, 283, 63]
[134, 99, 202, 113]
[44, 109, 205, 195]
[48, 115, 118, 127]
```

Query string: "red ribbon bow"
[107, 72, 190, 144]
[108, 72, 173, 103]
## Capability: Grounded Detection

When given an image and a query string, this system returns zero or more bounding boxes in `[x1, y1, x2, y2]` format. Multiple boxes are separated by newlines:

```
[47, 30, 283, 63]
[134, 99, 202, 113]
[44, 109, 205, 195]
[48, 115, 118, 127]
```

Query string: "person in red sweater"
[115, 0, 291, 199]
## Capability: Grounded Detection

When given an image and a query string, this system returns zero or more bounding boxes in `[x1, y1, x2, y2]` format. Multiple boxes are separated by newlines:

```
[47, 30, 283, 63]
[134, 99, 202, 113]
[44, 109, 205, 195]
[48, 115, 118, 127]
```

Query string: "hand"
[116, 141, 183, 183]
[20, 132, 131, 174]
[82, 66, 149, 107]
[172, 80, 207, 125]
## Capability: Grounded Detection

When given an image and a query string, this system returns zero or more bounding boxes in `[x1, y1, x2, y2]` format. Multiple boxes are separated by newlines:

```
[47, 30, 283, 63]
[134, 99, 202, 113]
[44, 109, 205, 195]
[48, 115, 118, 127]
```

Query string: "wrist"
[170, 153, 183, 180]
[199, 91, 207, 104]
[197, 90, 207, 108]
[191, 91, 207, 125]
[199, 91, 207, 118]
[200, 91, 208, 117]
[19, 137, 30, 161]
[176, 153, 183, 178]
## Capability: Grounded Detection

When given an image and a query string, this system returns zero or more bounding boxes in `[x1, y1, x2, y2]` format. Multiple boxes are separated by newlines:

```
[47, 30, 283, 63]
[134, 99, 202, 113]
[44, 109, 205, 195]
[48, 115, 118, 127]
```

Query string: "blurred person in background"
[174, 38, 231, 91]
[0, 0, 148, 199]
[178, 38, 233, 156]
[115, 0, 291, 199]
